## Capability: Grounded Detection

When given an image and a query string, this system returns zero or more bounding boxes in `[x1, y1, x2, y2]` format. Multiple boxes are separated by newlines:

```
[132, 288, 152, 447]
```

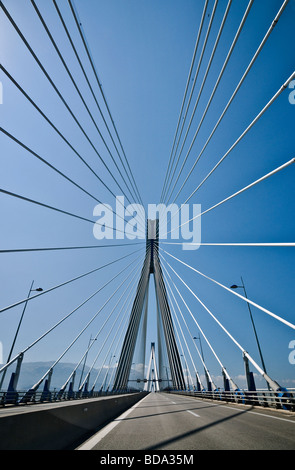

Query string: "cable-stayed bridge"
[0, 0, 295, 451]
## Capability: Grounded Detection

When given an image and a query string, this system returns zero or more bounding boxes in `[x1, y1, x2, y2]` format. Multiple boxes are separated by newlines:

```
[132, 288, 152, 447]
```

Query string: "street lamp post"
[7, 281, 43, 364]
[193, 334, 212, 391]
[104, 354, 115, 392]
[230, 276, 270, 390]
[181, 354, 189, 390]
[193, 334, 205, 362]
[163, 366, 170, 390]
[78, 335, 97, 390]
[0, 280, 43, 390]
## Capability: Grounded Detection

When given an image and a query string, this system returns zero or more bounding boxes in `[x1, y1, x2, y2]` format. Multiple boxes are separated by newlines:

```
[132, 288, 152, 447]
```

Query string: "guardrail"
[0, 388, 139, 407]
[169, 388, 295, 411]
[2, 387, 294, 411]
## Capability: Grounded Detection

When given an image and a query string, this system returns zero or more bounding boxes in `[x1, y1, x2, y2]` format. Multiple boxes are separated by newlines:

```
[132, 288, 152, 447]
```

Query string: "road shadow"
[142, 407, 251, 450]
[116, 399, 248, 422]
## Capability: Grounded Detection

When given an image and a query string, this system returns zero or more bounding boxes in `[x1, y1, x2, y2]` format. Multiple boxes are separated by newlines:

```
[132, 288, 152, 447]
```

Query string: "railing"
[0, 388, 140, 407]
[169, 388, 295, 412]
[1, 387, 294, 411]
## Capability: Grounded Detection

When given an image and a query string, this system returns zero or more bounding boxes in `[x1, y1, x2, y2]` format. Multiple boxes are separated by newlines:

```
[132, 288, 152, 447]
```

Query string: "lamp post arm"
[240, 277, 268, 378]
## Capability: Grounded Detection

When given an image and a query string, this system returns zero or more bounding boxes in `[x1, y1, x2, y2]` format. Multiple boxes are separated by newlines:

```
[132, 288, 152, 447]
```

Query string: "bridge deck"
[77, 392, 295, 451]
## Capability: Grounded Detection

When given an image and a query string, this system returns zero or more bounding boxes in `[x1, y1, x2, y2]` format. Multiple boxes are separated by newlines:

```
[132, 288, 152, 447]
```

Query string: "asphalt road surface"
[77, 392, 295, 450]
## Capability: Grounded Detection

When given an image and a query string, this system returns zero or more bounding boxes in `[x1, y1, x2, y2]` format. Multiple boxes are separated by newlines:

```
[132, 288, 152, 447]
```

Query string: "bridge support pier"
[82, 377, 90, 398]
[41, 369, 53, 402]
[243, 354, 256, 392]
[222, 369, 230, 392]
[68, 371, 76, 399]
[204, 369, 220, 399]
[2, 353, 23, 405]
[243, 354, 258, 405]
[195, 374, 202, 392]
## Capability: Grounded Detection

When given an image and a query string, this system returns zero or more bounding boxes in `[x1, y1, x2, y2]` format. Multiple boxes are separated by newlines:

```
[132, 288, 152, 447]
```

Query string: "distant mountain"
[0, 361, 105, 391]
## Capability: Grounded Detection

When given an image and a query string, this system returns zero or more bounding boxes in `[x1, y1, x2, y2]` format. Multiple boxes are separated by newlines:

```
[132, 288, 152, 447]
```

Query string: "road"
[77, 392, 295, 451]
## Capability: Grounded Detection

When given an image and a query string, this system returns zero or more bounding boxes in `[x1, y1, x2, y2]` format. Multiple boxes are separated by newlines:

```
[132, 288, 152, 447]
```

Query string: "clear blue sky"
[0, 0, 294, 391]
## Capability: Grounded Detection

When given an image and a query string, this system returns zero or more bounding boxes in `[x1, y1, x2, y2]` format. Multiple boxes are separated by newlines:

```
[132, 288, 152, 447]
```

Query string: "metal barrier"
[1, 387, 294, 411]
[169, 388, 295, 411]
[0, 388, 138, 407]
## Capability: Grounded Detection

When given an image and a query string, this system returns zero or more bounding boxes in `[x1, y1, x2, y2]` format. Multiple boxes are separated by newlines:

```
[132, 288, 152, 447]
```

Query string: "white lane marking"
[168, 397, 200, 416]
[166, 394, 295, 424]
[191, 398, 295, 424]
[187, 410, 200, 418]
[76, 394, 149, 450]
[241, 409, 295, 424]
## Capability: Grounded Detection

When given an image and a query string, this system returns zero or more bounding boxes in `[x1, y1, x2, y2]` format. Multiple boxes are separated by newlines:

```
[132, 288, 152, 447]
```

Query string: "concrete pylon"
[112, 220, 185, 391]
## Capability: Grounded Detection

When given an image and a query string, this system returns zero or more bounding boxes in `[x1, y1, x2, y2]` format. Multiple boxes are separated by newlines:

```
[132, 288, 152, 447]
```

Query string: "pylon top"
[147, 219, 159, 241]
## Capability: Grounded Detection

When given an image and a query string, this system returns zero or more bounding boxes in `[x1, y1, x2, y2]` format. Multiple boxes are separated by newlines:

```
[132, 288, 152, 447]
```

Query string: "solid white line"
[238, 409, 295, 424]
[191, 398, 295, 424]
[187, 410, 200, 418]
[168, 394, 295, 424]
[167, 396, 200, 416]
[76, 394, 149, 450]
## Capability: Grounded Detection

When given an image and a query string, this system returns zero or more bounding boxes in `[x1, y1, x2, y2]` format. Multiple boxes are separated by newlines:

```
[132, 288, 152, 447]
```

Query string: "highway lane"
[77, 392, 295, 450]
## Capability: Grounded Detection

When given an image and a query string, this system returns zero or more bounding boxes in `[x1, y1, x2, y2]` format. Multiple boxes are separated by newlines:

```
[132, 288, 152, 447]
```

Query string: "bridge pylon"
[112, 220, 185, 391]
